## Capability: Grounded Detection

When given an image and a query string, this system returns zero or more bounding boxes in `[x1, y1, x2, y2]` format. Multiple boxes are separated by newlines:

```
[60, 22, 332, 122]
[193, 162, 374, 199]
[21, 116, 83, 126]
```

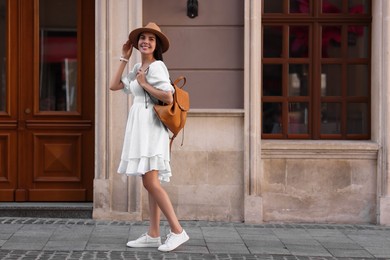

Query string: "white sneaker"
[126, 233, 162, 248]
[158, 229, 189, 252]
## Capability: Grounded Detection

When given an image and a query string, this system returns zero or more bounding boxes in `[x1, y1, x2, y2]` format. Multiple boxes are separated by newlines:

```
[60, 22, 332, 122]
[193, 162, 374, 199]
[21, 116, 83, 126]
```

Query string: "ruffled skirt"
[117, 156, 172, 182]
[117, 97, 172, 182]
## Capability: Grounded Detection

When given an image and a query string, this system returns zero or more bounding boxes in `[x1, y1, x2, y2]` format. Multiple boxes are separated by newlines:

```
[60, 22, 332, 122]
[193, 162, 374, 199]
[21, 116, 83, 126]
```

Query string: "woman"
[109, 22, 189, 252]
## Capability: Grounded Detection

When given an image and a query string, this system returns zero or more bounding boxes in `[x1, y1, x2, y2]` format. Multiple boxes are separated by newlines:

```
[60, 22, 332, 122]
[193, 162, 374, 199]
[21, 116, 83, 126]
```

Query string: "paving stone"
[305, 229, 344, 237]
[364, 246, 390, 258]
[85, 243, 127, 251]
[174, 245, 209, 254]
[43, 240, 88, 251]
[319, 241, 363, 250]
[201, 227, 241, 238]
[1, 242, 46, 250]
[0, 224, 22, 234]
[279, 238, 321, 246]
[207, 243, 250, 254]
[5, 235, 49, 244]
[243, 233, 281, 242]
[244, 240, 285, 248]
[2, 217, 390, 259]
[185, 238, 206, 247]
[247, 245, 290, 255]
[285, 244, 332, 257]
[235, 227, 274, 236]
[327, 248, 374, 258]
[87, 236, 127, 244]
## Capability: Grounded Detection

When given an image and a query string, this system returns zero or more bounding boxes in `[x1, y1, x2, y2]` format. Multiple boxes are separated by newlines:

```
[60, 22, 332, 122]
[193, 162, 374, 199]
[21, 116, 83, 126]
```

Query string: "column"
[244, 0, 263, 223]
[378, 0, 390, 225]
[93, 0, 143, 220]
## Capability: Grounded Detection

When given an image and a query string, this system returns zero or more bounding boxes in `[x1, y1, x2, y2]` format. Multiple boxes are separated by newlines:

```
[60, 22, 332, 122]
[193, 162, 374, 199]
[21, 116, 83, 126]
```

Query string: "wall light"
[187, 0, 198, 18]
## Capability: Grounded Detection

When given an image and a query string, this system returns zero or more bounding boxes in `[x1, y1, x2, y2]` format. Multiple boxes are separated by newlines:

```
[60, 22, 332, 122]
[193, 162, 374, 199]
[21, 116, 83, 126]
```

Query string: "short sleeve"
[121, 63, 141, 94]
[147, 61, 174, 93]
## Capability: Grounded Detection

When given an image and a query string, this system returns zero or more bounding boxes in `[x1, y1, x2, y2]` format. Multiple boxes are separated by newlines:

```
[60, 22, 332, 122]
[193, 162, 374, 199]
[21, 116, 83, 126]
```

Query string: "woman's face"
[138, 32, 156, 55]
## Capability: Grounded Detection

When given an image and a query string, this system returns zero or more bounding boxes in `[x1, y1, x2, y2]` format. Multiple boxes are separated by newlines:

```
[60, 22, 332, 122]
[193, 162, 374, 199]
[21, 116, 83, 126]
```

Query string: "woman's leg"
[142, 170, 182, 234]
[147, 192, 161, 237]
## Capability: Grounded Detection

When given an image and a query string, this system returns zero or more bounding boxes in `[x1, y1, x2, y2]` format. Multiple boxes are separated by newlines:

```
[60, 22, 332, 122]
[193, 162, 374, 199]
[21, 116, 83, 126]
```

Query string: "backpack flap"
[172, 77, 190, 112]
[175, 87, 190, 112]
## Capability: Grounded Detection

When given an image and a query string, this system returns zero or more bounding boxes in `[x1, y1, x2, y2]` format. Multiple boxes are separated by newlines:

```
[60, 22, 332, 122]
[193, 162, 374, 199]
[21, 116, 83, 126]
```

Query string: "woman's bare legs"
[147, 193, 161, 237]
[142, 170, 182, 234]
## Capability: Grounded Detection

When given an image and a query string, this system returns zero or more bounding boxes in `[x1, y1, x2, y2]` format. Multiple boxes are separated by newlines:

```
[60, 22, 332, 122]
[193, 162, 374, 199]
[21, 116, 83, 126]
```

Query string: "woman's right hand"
[122, 40, 133, 59]
[109, 40, 133, 91]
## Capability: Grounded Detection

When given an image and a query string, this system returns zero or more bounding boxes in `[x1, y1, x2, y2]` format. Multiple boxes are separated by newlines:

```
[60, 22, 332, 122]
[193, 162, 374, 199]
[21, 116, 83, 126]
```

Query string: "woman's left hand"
[136, 68, 147, 88]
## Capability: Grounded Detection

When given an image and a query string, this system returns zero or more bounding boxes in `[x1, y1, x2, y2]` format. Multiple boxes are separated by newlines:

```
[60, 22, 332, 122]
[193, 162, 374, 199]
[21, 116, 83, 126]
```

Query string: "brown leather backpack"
[153, 76, 190, 147]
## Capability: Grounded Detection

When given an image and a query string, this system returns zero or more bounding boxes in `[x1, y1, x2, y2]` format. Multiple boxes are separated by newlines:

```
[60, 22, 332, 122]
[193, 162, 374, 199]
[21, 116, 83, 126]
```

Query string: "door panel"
[0, 0, 94, 202]
[0, 0, 18, 201]
[0, 132, 17, 200]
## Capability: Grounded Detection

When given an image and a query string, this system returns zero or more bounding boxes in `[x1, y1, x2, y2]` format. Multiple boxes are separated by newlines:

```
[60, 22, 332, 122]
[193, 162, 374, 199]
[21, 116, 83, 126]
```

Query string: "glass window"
[0, 0, 6, 112]
[263, 102, 282, 134]
[348, 65, 368, 96]
[347, 103, 368, 134]
[348, 25, 369, 58]
[321, 65, 342, 96]
[349, 0, 370, 14]
[263, 26, 283, 58]
[290, 0, 310, 13]
[289, 26, 309, 58]
[262, 0, 371, 139]
[39, 0, 77, 112]
[322, 26, 342, 58]
[288, 102, 308, 134]
[321, 103, 341, 134]
[289, 64, 309, 96]
[322, 0, 343, 13]
[263, 0, 283, 13]
[263, 64, 283, 96]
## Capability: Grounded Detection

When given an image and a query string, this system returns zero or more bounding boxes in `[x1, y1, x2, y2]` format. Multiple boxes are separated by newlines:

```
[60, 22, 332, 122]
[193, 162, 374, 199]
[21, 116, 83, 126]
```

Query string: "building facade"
[2, 0, 390, 224]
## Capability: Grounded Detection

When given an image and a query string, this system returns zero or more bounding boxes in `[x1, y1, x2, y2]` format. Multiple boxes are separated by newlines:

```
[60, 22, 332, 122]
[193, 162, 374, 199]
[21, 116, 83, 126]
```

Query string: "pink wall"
[143, 0, 244, 109]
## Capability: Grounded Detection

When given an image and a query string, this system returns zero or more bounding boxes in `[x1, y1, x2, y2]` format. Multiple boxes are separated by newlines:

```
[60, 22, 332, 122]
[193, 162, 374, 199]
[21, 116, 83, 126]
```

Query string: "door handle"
[25, 108, 31, 114]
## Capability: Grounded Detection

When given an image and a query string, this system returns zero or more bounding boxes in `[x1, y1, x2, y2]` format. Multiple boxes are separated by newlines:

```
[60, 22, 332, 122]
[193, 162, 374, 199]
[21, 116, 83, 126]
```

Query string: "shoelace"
[164, 232, 174, 245]
[138, 233, 148, 240]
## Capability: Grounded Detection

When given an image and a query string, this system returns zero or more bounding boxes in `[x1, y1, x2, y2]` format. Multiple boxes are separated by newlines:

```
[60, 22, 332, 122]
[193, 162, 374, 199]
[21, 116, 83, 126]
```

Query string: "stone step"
[0, 203, 93, 219]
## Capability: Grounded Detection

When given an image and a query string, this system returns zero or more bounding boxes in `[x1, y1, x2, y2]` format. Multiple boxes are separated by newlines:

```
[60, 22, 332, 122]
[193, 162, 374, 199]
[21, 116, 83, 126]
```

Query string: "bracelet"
[120, 57, 129, 63]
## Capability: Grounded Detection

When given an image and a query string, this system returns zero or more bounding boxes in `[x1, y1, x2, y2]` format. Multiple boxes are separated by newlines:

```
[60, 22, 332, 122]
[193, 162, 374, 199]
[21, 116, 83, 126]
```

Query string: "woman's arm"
[109, 41, 133, 91]
[136, 68, 173, 104]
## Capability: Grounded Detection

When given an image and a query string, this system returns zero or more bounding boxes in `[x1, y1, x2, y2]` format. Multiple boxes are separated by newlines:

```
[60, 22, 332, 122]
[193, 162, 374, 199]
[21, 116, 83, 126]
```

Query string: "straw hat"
[128, 22, 170, 53]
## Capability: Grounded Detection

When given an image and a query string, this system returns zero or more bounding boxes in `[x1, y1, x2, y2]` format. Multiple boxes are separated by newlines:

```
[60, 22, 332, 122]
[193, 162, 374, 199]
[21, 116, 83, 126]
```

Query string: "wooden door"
[0, 0, 94, 201]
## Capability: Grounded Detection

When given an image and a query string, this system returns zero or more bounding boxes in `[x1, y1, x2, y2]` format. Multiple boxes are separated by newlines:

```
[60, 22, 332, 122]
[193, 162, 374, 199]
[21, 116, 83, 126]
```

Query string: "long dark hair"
[137, 33, 164, 61]
[153, 36, 164, 61]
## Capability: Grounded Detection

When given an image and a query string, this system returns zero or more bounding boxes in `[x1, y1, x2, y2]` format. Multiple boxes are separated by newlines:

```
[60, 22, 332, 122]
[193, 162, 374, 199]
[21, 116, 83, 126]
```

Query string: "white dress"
[117, 60, 174, 182]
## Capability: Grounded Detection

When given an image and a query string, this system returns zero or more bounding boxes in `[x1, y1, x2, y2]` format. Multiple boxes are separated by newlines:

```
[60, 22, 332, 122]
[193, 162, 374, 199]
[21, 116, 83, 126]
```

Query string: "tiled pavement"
[1, 217, 390, 259]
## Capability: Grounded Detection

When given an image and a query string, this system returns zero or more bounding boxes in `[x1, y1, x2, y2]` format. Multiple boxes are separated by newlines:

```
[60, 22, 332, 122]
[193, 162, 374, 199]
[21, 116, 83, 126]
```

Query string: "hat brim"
[129, 28, 170, 53]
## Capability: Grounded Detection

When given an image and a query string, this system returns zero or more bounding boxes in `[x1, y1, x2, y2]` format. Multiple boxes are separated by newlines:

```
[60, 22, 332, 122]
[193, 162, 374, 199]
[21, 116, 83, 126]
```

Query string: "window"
[39, 0, 78, 112]
[262, 0, 371, 139]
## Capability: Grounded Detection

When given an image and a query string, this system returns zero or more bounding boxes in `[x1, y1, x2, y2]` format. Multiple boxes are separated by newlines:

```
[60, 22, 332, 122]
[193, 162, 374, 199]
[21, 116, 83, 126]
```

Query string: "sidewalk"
[1, 217, 390, 259]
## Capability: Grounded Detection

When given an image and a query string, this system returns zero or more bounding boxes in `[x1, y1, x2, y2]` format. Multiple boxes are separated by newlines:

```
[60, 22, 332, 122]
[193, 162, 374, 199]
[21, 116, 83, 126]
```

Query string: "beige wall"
[144, 0, 244, 109]
[94, 0, 390, 224]
[261, 141, 378, 223]
[145, 113, 244, 222]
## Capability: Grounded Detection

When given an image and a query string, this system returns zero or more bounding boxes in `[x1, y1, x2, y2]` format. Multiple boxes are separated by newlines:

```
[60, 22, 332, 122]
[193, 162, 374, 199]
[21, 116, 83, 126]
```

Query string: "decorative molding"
[188, 109, 244, 117]
[262, 140, 379, 159]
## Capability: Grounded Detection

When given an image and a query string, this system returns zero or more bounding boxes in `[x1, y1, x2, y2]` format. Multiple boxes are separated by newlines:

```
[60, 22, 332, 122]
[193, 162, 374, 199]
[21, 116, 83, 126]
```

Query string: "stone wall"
[141, 112, 245, 222]
[261, 141, 378, 223]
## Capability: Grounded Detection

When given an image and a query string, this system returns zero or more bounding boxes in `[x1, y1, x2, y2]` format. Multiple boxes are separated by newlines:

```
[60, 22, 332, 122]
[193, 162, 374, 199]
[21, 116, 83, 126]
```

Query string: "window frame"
[261, 0, 372, 140]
